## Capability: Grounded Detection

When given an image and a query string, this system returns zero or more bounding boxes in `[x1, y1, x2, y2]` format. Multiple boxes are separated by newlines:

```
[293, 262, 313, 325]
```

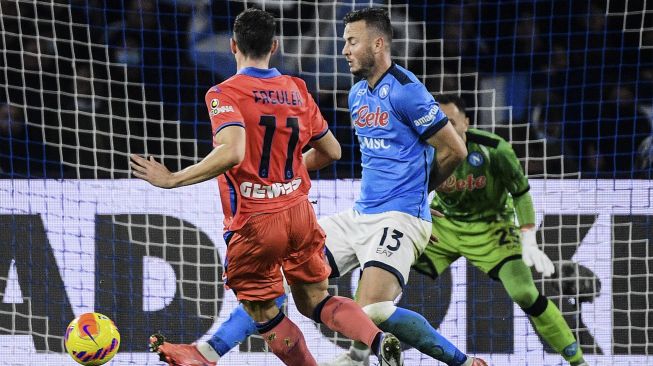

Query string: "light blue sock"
[378, 306, 467, 366]
[207, 294, 286, 356]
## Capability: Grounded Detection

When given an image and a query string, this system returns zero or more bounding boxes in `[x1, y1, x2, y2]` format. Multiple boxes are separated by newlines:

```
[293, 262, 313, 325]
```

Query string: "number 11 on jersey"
[258, 115, 299, 179]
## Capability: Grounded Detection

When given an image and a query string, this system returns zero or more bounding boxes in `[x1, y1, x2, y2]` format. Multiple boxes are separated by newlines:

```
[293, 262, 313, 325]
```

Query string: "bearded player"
[140, 7, 487, 366]
[132, 8, 403, 366]
[324, 95, 590, 366]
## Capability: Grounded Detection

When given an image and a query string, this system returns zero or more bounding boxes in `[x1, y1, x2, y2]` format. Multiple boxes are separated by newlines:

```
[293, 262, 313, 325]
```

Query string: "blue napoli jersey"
[349, 63, 448, 221]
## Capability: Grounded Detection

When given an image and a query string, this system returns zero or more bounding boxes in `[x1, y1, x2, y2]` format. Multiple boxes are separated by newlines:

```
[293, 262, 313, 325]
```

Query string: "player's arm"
[394, 82, 467, 191]
[303, 130, 341, 171]
[301, 82, 341, 171]
[495, 141, 554, 276]
[514, 193, 535, 231]
[131, 89, 245, 189]
[514, 191, 554, 276]
[130, 126, 245, 188]
[495, 140, 534, 229]
[425, 123, 467, 192]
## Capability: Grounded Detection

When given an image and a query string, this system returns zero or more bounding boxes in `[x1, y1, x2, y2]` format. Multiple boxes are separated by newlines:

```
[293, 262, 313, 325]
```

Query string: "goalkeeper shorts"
[413, 217, 521, 279]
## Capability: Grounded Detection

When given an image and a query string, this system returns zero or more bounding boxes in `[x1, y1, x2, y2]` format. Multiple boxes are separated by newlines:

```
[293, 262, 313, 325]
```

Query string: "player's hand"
[429, 208, 444, 242]
[521, 228, 555, 277]
[130, 154, 176, 189]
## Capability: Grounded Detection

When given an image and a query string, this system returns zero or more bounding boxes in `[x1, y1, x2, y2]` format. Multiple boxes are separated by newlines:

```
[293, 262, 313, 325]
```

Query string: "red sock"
[316, 296, 381, 347]
[257, 313, 318, 366]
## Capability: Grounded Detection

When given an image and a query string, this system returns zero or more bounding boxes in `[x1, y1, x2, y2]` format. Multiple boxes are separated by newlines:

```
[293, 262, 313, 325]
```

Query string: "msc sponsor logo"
[353, 105, 389, 128]
[240, 178, 302, 199]
[413, 106, 438, 127]
[359, 136, 390, 150]
[438, 174, 487, 193]
[356, 88, 366, 96]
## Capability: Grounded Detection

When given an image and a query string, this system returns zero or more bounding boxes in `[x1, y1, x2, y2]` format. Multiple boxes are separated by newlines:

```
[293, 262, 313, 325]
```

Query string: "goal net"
[0, 0, 651, 365]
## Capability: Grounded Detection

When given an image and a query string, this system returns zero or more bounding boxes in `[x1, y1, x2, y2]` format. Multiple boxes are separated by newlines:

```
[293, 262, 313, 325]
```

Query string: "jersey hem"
[420, 117, 449, 140]
[310, 127, 329, 141]
[225, 195, 308, 232]
[364, 260, 406, 287]
[353, 205, 431, 222]
[214, 122, 245, 136]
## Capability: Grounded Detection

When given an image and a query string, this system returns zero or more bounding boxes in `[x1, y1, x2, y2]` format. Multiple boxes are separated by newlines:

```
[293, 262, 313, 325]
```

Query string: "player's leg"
[220, 209, 318, 366]
[320, 207, 384, 364]
[463, 219, 586, 366]
[286, 201, 402, 366]
[352, 212, 477, 366]
[186, 209, 317, 365]
[201, 294, 286, 359]
[498, 259, 586, 366]
[411, 218, 460, 279]
[241, 297, 318, 366]
[152, 210, 317, 366]
[289, 279, 401, 365]
[206, 304, 257, 357]
[357, 267, 467, 364]
[150, 301, 266, 365]
[149, 231, 287, 364]
[152, 205, 357, 363]
[150, 224, 279, 366]
[151, 292, 285, 364]
[319, 209, 365, 280]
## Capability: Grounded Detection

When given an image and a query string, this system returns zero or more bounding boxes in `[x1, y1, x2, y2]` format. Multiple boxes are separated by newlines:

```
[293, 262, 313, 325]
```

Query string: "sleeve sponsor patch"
[210, 98, 235, 116]
[413, 106, 438, 127]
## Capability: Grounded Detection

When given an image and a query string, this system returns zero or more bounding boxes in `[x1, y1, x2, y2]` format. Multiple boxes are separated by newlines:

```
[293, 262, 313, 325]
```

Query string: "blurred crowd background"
[0, 0, 651, 179]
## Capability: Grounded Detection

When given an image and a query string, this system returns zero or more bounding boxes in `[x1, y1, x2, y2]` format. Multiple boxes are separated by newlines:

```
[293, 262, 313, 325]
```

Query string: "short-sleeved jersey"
[349, 63, 448, 221]
[432, 128, 530, 222]
[205, 67, 329, 232]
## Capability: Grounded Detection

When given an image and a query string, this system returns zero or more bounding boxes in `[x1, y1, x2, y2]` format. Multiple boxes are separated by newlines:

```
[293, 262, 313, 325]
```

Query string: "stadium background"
[0, 0, 651, 365]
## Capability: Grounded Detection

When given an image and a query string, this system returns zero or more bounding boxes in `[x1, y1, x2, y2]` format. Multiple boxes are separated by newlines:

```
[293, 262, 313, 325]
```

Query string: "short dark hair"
[233, 8, 276, 59]
[343, 7, 393, 42]
[436, 94, 467, 116]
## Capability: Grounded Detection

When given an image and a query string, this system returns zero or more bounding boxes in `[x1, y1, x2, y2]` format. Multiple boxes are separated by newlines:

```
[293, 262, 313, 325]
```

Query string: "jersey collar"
[237, 67, 281, 78]
[367, 62, 396, 91]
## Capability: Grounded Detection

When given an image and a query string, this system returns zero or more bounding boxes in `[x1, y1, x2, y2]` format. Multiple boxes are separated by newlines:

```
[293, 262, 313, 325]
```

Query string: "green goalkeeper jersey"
[432, 128, 529, 222]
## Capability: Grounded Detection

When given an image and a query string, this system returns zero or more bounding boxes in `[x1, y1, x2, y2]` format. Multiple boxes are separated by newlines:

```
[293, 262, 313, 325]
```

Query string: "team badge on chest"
[378, 84, 390, 99]
[467, 151, 484, 167]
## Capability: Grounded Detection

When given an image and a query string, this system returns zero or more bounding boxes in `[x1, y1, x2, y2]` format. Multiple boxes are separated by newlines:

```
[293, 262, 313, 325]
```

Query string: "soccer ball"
[64, 312, 121, 365]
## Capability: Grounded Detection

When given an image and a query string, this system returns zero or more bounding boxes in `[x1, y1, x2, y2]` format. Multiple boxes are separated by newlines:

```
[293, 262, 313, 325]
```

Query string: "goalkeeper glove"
[521, 228, 555, 277]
